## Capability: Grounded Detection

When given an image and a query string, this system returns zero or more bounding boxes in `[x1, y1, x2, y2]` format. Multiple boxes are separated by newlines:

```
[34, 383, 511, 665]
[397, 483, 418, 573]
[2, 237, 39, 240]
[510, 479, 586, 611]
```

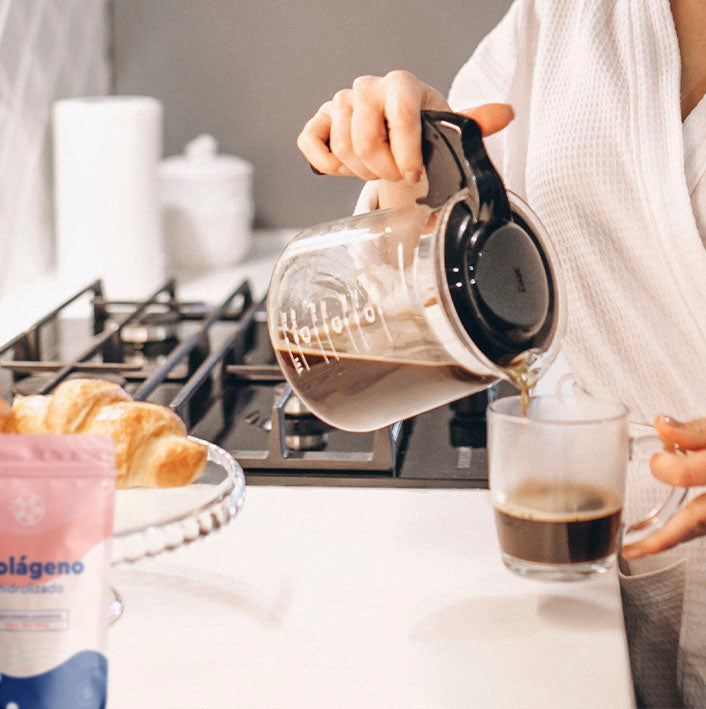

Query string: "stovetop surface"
[0, 279, 509, 488]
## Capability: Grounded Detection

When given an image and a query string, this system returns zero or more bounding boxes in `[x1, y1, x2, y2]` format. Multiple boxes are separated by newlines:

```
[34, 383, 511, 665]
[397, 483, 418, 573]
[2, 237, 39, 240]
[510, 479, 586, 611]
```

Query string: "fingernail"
[337, 166, 354, 176]
[405, 170, 422, 185]
[657, 414, 685, 428]
[621, 546, 643, 560]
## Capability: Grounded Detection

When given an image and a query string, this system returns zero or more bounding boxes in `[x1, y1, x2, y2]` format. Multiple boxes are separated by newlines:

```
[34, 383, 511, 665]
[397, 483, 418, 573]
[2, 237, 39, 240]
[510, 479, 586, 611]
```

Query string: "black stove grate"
[0, 278, 252, 401]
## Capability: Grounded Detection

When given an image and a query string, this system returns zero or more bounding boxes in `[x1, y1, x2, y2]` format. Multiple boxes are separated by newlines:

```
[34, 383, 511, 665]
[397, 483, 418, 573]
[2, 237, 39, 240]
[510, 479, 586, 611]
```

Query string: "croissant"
[8, 378, 207, 489]
[0, 397, 13, 433]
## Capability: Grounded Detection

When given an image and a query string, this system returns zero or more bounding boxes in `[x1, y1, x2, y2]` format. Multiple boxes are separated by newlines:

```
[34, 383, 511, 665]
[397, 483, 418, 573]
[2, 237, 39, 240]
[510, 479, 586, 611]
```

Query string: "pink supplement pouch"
[0, 435, 115, 709]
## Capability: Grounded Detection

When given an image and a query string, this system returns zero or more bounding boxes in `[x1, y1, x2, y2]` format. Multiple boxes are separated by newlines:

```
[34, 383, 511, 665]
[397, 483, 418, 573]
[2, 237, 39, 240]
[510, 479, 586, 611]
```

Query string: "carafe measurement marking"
[338, 294, 361, 354]
[397, 244, 407, 297]
[319, 301, 339, 361]
[289, 309, 310, 371]
[308, 302, 329, 364]
[375, 304, 393, 344]
[279, 296, 392, 375]
[349, 292, 369, 351]
[279, 310, 308, 375]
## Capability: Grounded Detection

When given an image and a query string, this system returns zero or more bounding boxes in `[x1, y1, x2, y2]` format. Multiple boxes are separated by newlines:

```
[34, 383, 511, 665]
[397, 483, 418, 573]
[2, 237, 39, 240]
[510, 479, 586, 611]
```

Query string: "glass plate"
[111, 437, 246, 565]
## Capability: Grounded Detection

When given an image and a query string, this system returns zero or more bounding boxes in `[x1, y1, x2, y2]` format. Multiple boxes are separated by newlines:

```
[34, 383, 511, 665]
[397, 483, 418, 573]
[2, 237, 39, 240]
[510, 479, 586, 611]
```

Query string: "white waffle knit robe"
[354, 0, 706, 705]
[451, 2, 706, 706]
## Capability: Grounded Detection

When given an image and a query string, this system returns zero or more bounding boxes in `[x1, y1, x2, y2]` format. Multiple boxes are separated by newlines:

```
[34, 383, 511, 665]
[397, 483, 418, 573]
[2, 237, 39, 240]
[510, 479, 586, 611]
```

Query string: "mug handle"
[554, 373, 689, 547]
[555, 372, 589, 397]
[621, 436, 689, 546]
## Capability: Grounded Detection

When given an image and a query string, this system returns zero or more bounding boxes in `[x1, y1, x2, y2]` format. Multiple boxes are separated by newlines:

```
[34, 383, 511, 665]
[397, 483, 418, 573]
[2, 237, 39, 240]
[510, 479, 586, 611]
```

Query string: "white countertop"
[4, 232, 631, 707]
[108, 486, 634, 709]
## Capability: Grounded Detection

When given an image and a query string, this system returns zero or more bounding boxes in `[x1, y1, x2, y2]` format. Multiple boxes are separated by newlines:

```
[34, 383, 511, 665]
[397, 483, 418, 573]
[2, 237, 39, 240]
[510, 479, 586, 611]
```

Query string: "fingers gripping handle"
[621, 437, 689, 547]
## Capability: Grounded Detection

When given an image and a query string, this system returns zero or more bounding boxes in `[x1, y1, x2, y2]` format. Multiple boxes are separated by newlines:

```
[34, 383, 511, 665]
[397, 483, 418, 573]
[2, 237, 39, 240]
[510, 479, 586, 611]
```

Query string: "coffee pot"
[267, 111, 565, 432]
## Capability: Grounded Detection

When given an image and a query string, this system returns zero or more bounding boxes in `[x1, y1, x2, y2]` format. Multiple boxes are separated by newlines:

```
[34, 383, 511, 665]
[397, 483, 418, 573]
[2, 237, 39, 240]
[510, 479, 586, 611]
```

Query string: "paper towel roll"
[53, 96, 165, 298]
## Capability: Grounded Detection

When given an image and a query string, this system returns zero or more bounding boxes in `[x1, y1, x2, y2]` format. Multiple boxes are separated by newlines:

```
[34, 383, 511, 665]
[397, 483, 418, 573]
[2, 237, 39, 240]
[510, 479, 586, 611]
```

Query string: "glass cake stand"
[109, 437, 246, 623]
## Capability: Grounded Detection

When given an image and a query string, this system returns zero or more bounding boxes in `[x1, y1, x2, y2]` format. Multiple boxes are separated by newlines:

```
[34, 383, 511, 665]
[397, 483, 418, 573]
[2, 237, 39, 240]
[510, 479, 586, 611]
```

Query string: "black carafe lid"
[419, 111, 555, 364]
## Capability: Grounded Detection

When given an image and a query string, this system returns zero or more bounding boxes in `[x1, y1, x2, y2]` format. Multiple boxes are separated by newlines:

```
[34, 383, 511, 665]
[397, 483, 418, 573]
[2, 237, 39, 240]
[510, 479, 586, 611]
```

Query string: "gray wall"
[111, 0, 512, 229]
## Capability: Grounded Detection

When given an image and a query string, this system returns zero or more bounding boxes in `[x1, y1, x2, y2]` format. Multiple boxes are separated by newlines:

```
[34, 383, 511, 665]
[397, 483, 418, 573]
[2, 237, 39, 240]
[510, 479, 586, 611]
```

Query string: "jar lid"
[160, 134, 253, 182]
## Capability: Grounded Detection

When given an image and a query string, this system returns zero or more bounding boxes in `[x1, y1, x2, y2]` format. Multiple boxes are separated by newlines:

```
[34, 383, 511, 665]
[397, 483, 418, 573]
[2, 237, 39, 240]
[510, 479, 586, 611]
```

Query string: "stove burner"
[120, 311, 180, 353]
[284, 419, 330, 452]
[272, 382, 330, 451]
[11, 372, 127, 399]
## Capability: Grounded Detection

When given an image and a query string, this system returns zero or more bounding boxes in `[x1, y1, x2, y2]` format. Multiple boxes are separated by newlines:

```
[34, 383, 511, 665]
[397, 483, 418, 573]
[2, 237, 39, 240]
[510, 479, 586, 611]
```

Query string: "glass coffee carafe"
[267, 111, 566, 432]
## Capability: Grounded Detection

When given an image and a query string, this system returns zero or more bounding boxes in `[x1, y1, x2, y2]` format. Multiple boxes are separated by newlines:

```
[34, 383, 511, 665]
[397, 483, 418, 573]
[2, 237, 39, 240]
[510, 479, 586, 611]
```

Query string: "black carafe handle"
[422, 110, 554, 364]
[418, 110, 511, 222]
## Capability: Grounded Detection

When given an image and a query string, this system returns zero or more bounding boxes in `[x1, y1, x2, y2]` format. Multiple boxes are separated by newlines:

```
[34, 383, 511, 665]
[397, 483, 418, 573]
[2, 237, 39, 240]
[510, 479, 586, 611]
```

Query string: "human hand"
[297, 70, 514, 206]
[622, 415, 706, 559]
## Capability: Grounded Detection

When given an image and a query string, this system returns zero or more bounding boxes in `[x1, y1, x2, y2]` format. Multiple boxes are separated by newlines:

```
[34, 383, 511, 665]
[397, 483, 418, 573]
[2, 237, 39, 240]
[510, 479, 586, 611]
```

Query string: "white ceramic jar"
[160, 134, 254, 270]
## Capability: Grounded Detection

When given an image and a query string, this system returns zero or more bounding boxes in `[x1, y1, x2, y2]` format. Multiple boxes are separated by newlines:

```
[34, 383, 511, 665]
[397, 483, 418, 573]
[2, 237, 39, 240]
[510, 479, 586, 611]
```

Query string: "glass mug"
[487, 393, 688, 581]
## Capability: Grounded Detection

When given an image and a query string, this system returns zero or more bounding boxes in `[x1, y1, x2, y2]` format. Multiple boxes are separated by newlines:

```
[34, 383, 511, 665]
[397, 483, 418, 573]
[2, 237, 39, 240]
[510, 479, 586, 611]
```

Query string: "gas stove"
[0, 278, 508, 487]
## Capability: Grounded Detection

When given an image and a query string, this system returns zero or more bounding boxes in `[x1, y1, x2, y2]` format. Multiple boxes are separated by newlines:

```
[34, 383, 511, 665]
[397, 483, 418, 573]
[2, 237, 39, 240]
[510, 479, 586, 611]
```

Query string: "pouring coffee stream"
[268, 111, 565, 431]
[506, 359, 539, 417]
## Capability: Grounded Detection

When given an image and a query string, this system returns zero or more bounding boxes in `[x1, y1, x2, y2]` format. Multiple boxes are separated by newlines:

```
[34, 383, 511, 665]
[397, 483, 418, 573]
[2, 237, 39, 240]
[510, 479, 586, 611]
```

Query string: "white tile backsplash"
[0, 0, 110, 303]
